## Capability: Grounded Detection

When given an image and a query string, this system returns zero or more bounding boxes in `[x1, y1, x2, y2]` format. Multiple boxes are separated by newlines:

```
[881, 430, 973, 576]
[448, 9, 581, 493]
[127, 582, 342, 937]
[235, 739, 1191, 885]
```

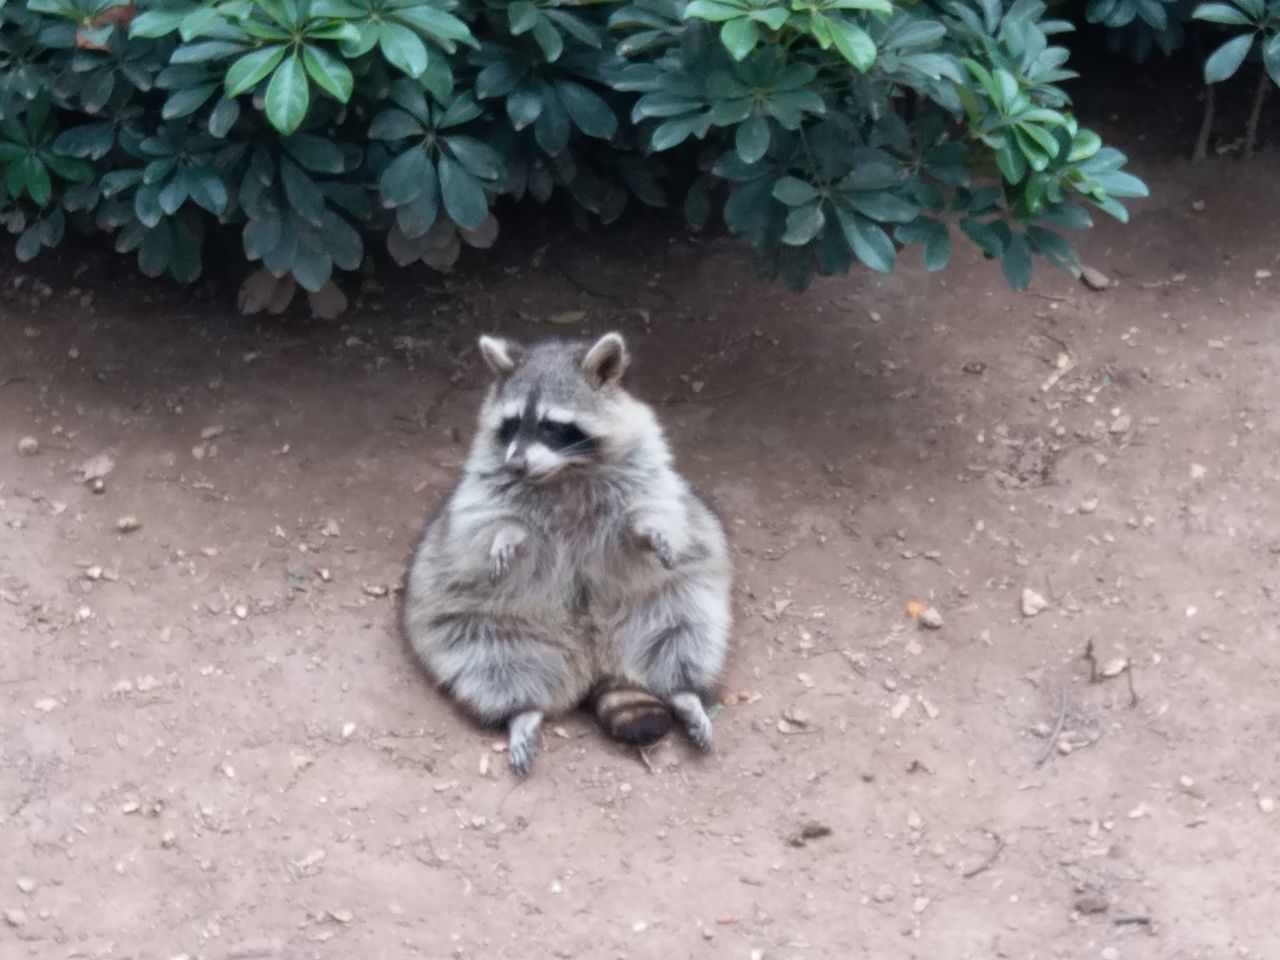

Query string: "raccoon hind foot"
[507, 709, 544, 775]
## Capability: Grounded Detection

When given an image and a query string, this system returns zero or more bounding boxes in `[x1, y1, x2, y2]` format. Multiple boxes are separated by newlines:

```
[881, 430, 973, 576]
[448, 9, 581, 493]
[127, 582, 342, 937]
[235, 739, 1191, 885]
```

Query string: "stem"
[1193, 81, 1215, 161]
[1244, 65, 1270, 159]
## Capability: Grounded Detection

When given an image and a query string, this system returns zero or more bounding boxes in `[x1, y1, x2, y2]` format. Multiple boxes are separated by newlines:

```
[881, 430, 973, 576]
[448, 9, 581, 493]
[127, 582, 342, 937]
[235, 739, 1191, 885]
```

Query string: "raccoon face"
[475, 332, 633, 482]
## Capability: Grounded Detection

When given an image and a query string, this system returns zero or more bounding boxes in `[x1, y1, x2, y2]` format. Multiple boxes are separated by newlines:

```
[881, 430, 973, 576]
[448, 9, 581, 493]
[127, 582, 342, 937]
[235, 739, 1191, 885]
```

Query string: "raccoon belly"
[406, 610, 592, 723]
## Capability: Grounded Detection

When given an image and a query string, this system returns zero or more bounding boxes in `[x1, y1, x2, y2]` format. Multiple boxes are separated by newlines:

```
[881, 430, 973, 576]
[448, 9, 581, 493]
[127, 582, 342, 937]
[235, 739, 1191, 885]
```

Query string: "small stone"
[1108, 414, 1132, 435]
[1080, 266, 1111, 291]
[4, 907, 27, 927]
[750, 950, 764, 960]
[632, 921, 648, 933]
[1191, 199, 1205, 211]
[890, 694, 912, 719]
[116, 515, 141, 533]
[362, 584, 388, 598]
[1189, 463, 1208, 480]
[320, 519, 341, 538]
[16, 436, 39, 457]
[15, 878, 36, 895]
[1179, 775, 1195, 789]
[233, 604, 249, 620]
[1079, 497, 1099, 514]
[1021, 589, 1049, 617]
[1101, 948, 1119, 960]
[906, 809, 924, 830]
[341, 722, 357, 739]
[919, 606, 944, 630]
[200, 425, 225, 441]
[161, 830, 177, 848]
[33, 697, 58, 713]
[782, 705, 809, 728]
[1074, 892, 1109, 915]
[1259, 796, 1276, 814]
[328, 909, 354, 924]
[912, 896, 930, 914]
[1100, 658, 1128, 678]
[1256, 269, 1272, 280]
[873, 883, 896, 903]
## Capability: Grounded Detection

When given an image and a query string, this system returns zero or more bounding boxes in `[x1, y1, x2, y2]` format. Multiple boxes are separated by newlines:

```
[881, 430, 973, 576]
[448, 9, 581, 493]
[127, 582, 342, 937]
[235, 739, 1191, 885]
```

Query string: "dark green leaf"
[735, 112, 769, 163]
[444, 136, 503, 180]
[684, 179, 712, 230]
[188, 165, 229, 215]
[829, 20, 877, 71]
[556, 81, 617, 139]
[135, 183, 164, 227]
[773, 176, 818, 206]
[1001, 234, 1032, 290]
[1204, 34, 1254, 83]
[836, 209, 895, 272]
[303, 44, 354, 102]
[285, 133, 345, 174]
[281, 158, 325, 224]
[209, 96, 241, 137]
[720, 17, 758, 60]
[781, 202, 825, 245]
[163, 83, 219, 119]
[379, 147, 430, 206]
[438, 153, 489, 229]
[1192, 2, 1253, 24]
[321, 210, 363, 270]
[370, 108, 426, 140]
[225, 45, 287, 97]
[395, 159, 440, 237]
[380, 22, 429, 77]
[265, 54, 310, 135]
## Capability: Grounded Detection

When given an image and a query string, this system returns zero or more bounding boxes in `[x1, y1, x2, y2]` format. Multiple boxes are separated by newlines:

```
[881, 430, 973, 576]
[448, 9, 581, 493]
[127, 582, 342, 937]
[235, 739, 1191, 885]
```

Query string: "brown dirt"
[3, 151, 1280, 960]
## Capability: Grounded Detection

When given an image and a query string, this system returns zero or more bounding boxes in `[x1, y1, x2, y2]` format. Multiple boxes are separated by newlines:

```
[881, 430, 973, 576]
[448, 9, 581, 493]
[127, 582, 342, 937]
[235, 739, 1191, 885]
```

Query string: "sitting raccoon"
[402, 331, 732, 773]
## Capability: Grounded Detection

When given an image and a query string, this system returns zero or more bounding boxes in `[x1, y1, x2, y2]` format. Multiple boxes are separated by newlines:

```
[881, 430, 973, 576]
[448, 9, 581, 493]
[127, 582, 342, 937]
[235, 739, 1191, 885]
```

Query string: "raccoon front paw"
[634, 524, 676, 570]
[489, 526, 527, 583]
[671, 692, 715, 753]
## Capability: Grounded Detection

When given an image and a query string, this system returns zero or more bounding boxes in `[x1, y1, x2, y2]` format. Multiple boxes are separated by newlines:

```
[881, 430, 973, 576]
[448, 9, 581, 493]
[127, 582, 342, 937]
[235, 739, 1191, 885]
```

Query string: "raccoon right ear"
[582, 332, 629, 389]
[478, 335, 523, 376]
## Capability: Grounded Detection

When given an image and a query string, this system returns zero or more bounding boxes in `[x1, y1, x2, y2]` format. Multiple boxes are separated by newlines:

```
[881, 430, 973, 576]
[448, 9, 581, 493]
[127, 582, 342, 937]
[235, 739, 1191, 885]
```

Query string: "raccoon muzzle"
[591, 681, 673, 746]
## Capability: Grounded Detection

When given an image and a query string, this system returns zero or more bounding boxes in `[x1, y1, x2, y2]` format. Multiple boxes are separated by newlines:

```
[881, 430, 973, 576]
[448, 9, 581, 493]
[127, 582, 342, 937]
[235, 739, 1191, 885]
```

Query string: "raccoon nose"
[505, 450, 528, 475]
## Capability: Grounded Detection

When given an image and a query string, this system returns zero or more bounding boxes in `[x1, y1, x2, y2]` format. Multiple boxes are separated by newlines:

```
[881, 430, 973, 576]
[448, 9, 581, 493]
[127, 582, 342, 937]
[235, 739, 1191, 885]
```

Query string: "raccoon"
[401, 331, 732, 773]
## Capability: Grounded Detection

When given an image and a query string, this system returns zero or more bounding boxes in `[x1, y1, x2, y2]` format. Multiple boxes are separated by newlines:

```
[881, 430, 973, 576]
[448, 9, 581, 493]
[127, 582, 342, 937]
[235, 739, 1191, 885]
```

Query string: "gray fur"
[402, 333, 732, 773]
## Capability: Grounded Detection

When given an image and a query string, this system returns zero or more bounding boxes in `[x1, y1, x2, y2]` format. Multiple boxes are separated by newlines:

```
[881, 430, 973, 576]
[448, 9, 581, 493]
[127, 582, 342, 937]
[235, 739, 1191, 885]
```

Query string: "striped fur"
[592, 680, 674, 745]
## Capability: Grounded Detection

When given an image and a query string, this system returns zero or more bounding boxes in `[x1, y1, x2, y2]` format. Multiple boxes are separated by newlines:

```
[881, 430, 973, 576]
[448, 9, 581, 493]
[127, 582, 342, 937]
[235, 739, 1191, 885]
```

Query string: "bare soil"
[4, 147, 1280, 960]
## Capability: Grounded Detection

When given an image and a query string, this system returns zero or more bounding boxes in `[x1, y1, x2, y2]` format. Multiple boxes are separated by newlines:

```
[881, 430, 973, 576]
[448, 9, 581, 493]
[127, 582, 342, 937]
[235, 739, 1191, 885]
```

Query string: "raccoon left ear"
[582, 332, 629, 388]
[478, 335, 523, 376]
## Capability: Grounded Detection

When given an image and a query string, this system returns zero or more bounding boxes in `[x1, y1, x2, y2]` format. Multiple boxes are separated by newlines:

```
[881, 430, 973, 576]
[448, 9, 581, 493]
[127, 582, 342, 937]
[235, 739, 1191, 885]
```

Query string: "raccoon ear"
[582, 332, 629, 388]
[478, 335, 523, 376]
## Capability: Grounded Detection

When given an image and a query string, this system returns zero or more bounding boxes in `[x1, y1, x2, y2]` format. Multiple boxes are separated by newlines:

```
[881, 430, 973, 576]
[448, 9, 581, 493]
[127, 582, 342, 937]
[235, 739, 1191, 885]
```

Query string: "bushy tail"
[591, 679, 673, 746]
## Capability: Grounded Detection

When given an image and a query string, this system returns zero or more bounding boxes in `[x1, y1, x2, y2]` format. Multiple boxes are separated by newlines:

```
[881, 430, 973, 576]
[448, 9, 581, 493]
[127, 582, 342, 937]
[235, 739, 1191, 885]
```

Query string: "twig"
[1193, 82, 1215, 161]
[656, 361, 806, 406]
[1244, 66, 1270, 159]
[637, 746, 657, 774]
[1124, 664, 1139, 708]
[1114, 915, 1152, 927]
[1030, 292, 1070, 303]
[1083, 638, 1099, 683]
[962, 830, 1006, 879]
[548, 254, 626, 304]
[1035, 689, 1069, 768]
[0, 375, 29, 388]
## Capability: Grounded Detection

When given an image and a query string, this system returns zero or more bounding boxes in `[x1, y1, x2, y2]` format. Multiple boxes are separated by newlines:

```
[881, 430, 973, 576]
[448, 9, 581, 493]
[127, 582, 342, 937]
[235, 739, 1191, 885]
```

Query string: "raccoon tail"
[591, 679, 674, 746]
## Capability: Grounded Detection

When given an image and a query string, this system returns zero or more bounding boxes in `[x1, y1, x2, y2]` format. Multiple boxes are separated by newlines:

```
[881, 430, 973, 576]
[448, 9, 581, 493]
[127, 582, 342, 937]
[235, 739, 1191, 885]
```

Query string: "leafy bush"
[0, 0, 1149, 312]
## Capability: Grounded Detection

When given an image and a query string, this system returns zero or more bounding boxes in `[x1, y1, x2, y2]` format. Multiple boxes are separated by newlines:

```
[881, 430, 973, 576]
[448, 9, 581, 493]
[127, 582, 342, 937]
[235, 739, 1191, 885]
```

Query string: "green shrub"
[0, 0, 1149, 312]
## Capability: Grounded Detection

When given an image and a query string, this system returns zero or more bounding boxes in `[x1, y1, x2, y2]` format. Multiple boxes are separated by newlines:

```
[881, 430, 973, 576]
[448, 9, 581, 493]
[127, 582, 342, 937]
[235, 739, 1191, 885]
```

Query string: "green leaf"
[836, 209, 895, 272]
[225, 45, 287, 97]
[380, 22, 429, 78]
[782, 202, 825, 245]
[395, 160, 440, 237]
[829, 21, 877, 71]
[684, 179, 711, 230]
[509, 1, 540, 32]
[720, 17, 759, 60]
[1204, 34, 1254, 83]
[159, 169, 191, 215]
[188, 166, 228, 215]
[379, 147, 430, 206]
[735, 113, 769, 163]
[395, 5, 473, 47]
[370, 108, 426, 140]
[281, 158, 325, 224]
[135, 183, 164, 227]
[265, 54, 310, 135]
[303, 45, 354, 102]
[438, 153, 489, 229]
[285, 133, 345, 174]
[773, 176, 818, 205]
[163, 83, 219, 120]
[531, 18, 564, 60]
[444, 136, 503, 180]
[684, 0, 747, 22]
[22, 157, 52, 207]
[1264, 33, 1280, 87]
[130, 8, 189, 38]
[556, 81, 617, 139]
[209, 96, 241, 137]
[921, 222, 950, 271]
[1192, 2, 1253, 25]
[1001, 234, 1032, 290]
[321, 210, 363, 270]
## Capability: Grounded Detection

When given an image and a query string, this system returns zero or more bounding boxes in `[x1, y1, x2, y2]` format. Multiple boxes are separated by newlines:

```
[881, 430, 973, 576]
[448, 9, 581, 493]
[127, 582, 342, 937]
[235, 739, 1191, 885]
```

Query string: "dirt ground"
[4, 130, 1280, 960]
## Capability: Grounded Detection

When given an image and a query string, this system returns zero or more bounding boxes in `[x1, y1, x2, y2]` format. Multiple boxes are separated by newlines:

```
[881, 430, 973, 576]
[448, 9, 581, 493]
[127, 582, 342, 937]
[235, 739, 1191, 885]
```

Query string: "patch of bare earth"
[3, 153, 1279, 960]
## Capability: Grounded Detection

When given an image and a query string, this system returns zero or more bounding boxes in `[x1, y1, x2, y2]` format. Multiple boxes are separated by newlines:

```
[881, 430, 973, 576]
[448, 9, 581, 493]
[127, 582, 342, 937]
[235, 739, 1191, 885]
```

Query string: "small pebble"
[16, 437, 39, 457]
[919, 606, 944, 630]
[4, 907, 27, 927]
[233, 604, 249, 620]
[1080, 266, 1111, 290]
[1079, 497, 1099, 514]
[116, 516, 141, 533]
[1100, 658, 1128, 678]
[873, 883, 896, 903]
[15, 878, 35, 895]
[33, 697, 58, 713]
[1101, 948, 1119, 960]
[1021, 589, 1049, 617]
[1259, 796, 1276, 814]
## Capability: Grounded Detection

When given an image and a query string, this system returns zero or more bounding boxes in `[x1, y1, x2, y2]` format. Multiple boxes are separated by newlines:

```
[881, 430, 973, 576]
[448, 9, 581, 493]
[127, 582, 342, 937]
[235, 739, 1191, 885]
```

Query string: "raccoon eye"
[497, 417, 520, 445]
[538, 420, 592, 452]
